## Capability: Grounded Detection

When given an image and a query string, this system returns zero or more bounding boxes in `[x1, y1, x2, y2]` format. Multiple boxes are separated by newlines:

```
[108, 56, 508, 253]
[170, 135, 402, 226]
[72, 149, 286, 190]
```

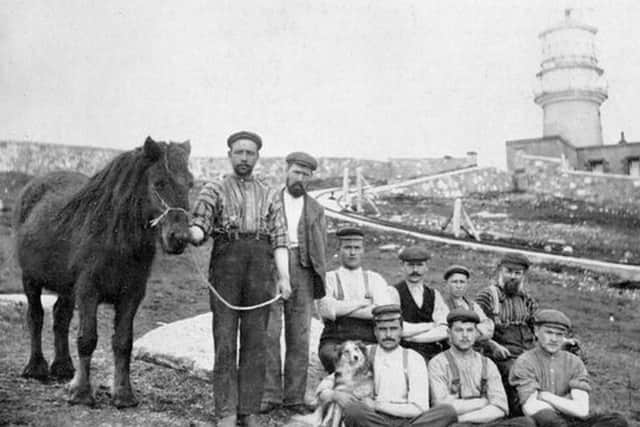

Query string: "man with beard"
[509, 310, 628, 427]
[393, 246, 449, 362]
[429, 309, 535, 427]
[262, 152, 327, 415]
[189, 131, 291, 427]
[317, 227, 398, 373]
[475, 253, 538, 417]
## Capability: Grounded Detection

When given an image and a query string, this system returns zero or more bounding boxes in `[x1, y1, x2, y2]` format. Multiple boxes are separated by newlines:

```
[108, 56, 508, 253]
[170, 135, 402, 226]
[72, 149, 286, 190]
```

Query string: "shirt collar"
[230, 173, 254, 182]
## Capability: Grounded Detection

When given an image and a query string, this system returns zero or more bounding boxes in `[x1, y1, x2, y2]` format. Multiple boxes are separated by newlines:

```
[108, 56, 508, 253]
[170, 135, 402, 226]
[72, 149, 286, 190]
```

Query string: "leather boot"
[237, 414, 260, 427]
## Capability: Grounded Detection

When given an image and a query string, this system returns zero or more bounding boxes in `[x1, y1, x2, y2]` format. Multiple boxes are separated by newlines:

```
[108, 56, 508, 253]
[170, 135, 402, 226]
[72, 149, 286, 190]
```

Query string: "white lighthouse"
[534, 9, 608, 147]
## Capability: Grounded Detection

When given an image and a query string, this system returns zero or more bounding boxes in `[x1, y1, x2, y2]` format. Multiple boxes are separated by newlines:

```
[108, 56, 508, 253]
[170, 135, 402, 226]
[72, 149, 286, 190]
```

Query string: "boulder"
[133, 313, 326, 406]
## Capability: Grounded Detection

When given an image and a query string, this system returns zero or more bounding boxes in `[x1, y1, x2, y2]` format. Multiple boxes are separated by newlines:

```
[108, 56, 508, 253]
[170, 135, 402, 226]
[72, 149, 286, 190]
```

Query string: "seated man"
[316, 304, 458, 427]
[509, 309, 628, 427]
[442, 265, 494, 342]
[317, 227, 398, 373]
[475, 253, 538, 414]
[429, 309, 533, 427]
[394, 246, 449, 362]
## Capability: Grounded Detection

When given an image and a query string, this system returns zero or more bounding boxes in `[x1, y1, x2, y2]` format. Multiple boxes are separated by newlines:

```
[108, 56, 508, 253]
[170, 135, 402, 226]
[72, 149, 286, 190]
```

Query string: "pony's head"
[144, 136, 193, 254]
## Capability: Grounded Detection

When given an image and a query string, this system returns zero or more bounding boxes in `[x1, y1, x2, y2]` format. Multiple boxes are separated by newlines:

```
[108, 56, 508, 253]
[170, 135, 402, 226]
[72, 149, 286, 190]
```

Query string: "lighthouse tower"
[535, 9, 608, 147]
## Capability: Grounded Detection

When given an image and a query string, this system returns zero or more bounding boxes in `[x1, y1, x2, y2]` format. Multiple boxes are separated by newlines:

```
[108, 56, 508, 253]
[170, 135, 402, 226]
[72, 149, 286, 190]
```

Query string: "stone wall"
[514, 152, 640, 212]
[376, 167, 514, 198]
[0, 140, 476, 184]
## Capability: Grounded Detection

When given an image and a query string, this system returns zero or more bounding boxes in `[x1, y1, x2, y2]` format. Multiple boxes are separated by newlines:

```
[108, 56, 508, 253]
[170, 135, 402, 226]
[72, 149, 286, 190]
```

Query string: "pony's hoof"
[111, 391, 139, 409]
[21, 356, 50, 381]
[50, 358, 75, 381]
[67, 385, 95, 407]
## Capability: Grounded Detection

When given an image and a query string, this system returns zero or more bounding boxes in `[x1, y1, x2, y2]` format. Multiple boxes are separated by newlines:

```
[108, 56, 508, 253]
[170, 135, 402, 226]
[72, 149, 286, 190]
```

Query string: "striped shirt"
[475, 284, 538, 327]
[191, 174, 288, 249]
[509, 346, 591, 404]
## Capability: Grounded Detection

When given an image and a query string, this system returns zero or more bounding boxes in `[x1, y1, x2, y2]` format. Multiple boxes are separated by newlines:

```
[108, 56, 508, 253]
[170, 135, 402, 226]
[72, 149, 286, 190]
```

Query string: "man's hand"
[361, 397, 377, 411]
[188, 226, 205, 245]
[490, 341, 512, 360]
[332, 390, 358, 408]
[278, 276, 292, 300]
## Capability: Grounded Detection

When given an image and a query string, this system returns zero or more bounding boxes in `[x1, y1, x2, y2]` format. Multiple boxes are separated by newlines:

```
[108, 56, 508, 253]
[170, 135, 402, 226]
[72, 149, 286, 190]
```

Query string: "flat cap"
[444, 265, 470, 280]
[372, 304, 403, 322]
[227, 131, 263, 150]
[499, 253, 530, 270]
[447, 308, 480, 326]
[286, 151, 318, 171]
[336, 227, 364, 240]
[399, 246, 430, 262]
[534, 309, 571, 330]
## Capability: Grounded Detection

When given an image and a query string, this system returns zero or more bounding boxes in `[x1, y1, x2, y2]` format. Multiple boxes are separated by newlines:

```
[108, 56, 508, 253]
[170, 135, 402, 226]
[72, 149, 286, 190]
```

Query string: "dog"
[294, 340, 374, 427]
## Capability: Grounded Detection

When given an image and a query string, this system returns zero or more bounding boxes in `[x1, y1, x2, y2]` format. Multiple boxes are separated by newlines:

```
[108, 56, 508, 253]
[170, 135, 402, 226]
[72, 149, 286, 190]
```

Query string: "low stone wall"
[0, 140, 476, 184]
[514, 152, 640, 213]
[376, 167, 514, 198]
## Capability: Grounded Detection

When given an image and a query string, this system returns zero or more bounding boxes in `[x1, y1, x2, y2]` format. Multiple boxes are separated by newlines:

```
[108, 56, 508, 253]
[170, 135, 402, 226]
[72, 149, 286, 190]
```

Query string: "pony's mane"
[57, 145, 162, 253]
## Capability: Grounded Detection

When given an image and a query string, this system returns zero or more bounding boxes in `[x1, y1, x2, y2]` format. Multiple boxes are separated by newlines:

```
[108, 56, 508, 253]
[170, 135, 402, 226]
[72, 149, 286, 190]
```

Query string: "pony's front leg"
[110, 294, 143, 408]
[67, 285, 98, 406]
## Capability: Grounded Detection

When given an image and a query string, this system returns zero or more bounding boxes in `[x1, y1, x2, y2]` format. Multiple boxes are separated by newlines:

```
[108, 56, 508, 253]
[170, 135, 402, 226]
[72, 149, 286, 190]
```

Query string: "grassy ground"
[0, 174, 638, 426]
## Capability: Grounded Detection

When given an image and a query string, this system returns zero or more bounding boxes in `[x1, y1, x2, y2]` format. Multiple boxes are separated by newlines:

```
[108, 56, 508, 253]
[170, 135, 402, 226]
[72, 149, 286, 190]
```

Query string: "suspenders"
[333, 270, 371, 301]
[369, 346, 409, 399]
[443, 349, 488, 398]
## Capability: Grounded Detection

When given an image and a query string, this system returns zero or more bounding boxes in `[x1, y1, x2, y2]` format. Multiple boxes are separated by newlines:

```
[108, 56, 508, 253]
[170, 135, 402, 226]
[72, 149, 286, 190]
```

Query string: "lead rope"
[148, 190, 282, 311]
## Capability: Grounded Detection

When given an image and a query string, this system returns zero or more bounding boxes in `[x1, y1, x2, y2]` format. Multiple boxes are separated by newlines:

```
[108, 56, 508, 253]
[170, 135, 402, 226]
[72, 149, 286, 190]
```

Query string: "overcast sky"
[2, 1, 640, 168]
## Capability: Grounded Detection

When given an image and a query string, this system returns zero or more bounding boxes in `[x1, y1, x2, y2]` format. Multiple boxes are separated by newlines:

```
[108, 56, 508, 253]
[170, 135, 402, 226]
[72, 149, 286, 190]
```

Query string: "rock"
[561, 246, 574, 255]
[133, 313, 326, 406]
[379, 244, 400, 252]
[544, 245, 552, 253]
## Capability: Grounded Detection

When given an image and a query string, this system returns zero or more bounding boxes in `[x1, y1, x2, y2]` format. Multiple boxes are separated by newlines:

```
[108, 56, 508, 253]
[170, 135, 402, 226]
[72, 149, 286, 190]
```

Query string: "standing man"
[188, 131, 291, 427]
[262, 152, 327, 414]
[429, 309, 534, 427]
[394, 246, 449, 362]
[475, 254, 538, 415]
[442, 265, 494, 342]
[317, 304, 458, 427]
[509, 309, 628, 427]
[317, 227, 398, 373]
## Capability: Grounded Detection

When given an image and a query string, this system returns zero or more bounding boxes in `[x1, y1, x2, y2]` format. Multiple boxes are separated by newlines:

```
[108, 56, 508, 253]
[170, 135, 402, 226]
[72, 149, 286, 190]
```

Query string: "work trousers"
[342, 403, 458, 427]
[263, 247, 315, 406]
[532, 409, 629, 427]
[209, 238, 275, 419]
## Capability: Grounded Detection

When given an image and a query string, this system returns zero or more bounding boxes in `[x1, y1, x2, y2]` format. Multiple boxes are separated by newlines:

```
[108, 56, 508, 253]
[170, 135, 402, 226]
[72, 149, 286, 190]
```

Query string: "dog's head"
[335, 340, 372, 381]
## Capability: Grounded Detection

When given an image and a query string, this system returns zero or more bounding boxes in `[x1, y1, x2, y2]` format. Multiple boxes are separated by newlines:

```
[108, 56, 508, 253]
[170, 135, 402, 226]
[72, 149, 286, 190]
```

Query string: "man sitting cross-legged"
[316, 304, 458, 427]
[428, 309, 534, 427]
[509, 309, 628, 427]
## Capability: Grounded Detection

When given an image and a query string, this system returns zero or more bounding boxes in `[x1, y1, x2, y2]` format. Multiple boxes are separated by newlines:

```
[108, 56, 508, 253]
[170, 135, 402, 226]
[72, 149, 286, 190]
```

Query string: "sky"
[2, 1, 640, 168]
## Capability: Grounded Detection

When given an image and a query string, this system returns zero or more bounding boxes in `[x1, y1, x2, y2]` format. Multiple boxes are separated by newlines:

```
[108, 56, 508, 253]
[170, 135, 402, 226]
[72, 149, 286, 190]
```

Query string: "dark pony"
[13, 137, 193, 408]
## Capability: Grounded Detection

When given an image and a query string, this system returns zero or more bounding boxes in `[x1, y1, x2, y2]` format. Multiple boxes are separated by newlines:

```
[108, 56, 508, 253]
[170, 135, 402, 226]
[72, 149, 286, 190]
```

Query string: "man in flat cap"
[316, 304, 458, 427]
[429, 309, 535, 427]
[189, 131, 291, 427]
[316, 227, 399, 373]
[442, 265, 494, 342]
[262, 152, 327, 414]
[475, 253, 539, 416]
[510, 310, 628, 427]
[393, 246, 449, 362]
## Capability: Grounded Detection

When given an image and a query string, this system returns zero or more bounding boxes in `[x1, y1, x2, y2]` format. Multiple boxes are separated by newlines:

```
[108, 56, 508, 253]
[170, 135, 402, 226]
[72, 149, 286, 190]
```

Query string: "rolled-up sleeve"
[427, 355, 453, 406]
[486, 359, 509, 415]
[509, 355, 540, 404]
[408, 351, 430, 411]
[191, 182, 220, 236]
[268, 189, 288, 249]
[317, 272, 338, 321]
[432, 290, 450, 326]
[568, 356, 591, 393]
